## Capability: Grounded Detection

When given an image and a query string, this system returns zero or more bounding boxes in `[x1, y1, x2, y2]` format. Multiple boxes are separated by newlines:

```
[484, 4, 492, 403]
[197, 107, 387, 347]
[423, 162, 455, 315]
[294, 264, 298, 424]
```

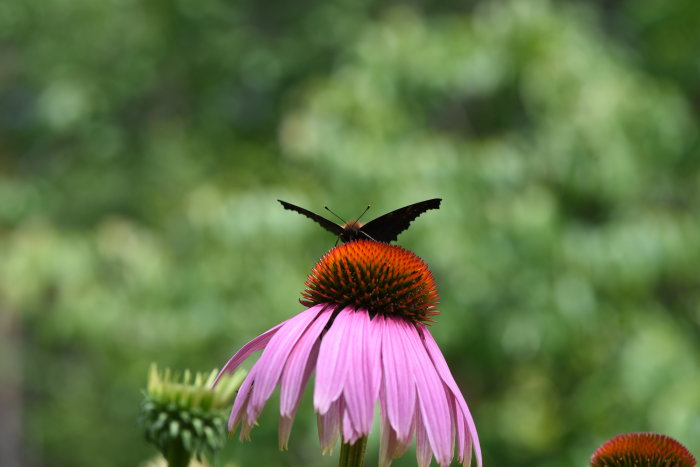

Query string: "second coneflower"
[215, 239, 482, 467]
[590, 432, 696, 467]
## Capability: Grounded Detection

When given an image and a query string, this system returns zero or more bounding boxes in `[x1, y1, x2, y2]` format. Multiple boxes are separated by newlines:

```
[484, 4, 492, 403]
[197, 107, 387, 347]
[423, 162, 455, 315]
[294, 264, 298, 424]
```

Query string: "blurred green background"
[1, 0, 699, 465]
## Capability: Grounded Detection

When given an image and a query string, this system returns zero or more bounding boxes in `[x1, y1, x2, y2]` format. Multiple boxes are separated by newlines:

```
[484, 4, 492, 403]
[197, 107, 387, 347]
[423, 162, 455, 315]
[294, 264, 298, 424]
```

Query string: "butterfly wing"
[278, 200, 344, 237]
[361, 198, 442, 243]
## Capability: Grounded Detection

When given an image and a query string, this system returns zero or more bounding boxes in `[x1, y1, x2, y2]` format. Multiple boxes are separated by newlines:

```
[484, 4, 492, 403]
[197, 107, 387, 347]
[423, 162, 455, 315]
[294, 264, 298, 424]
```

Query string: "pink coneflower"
[590, 432, 696, 467]
[215, 240, 482, 466]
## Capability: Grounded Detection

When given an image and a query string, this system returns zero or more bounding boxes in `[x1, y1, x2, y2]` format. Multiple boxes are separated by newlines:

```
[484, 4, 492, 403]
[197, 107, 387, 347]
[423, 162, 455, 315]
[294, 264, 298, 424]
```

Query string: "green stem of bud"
[338, 436, 367, 467]
[164, 439, 191, 467]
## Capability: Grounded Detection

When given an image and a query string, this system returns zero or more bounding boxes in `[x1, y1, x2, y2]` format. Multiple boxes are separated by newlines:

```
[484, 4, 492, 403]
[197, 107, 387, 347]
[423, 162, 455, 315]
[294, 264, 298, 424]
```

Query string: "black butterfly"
[278, 198, 441, 243]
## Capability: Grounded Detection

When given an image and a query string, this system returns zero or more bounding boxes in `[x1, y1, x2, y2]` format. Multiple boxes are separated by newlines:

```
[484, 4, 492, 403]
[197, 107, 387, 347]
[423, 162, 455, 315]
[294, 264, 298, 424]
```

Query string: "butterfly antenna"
[354, 205, 377, 241]
[324, 205, 347, 224]
[355, 205, 371, 223]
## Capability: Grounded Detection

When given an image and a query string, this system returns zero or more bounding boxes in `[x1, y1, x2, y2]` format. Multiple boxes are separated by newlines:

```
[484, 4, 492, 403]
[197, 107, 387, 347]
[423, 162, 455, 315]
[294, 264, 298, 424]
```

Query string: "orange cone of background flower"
[590, 432, 696, 467]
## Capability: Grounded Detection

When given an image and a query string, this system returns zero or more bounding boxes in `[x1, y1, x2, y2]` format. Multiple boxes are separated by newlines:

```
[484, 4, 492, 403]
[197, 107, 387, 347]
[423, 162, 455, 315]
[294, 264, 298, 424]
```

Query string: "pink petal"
[451, 393, 473, 467]
[378, 411, 396, 467]
[452, 394, 468, 465]
[314, 308, 354, 414]
[228, 364, 258, 436]
[418, 324, 482, 467]
[213, 320, 286, 386]
[401, 321, 453, 466]
[415, 408, 433, 467]
[341, 310, 376, 437]
[381, 317, 417, 442]
[342, 406, 362, 444]
[280, 309, 333, 416]
[240, 413, 256, 440]
[378, 385, 415, 467]
[248, 305, 325, 418]
[278, 340, 321, 449]
[317, 398, 343, 453]
[278, 416, 294, 450]
[368, 314, 384, 403]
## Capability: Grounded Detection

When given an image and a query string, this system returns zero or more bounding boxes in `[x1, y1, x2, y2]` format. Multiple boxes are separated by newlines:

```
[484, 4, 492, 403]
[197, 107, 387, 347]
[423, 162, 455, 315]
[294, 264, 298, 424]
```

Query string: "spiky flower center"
[590, 432, 697, 467]
[301, 240, 439, 322]
[142, 364, 246, 462]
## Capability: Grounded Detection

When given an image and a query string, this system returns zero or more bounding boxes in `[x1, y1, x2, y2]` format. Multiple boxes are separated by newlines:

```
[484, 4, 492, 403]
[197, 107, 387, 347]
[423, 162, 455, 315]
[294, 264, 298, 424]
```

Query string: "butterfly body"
[338, 220, 365, 243]
[278, 198, 441, 243]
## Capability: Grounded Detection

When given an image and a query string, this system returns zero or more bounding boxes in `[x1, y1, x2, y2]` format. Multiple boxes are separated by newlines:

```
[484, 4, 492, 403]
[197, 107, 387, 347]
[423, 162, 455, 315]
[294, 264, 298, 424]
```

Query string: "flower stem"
[339, 437, 368, 467]
[164, 440, 191, 467]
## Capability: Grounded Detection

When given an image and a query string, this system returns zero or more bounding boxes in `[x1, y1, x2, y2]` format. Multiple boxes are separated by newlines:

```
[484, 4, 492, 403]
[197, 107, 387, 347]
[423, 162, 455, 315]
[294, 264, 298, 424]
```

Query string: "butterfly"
[278, 198, 441, 243]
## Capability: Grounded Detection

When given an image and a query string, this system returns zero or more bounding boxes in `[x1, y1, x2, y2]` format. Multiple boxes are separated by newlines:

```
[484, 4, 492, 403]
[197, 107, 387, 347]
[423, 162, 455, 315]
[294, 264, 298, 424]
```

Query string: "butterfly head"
[340, 220, 366, 243]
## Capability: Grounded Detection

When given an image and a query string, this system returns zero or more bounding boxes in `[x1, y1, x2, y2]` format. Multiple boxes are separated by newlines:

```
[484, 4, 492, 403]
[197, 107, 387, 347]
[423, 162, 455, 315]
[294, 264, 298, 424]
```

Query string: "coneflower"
[215, 240, 482, 467]
[590, 432, 696, 467]
[142, 364, 246, 467]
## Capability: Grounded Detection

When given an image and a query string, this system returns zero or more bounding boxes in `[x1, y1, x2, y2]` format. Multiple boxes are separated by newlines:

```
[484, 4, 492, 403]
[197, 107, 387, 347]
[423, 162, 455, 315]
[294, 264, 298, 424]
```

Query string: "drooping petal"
[378, 410, 397, 467]
[280, 308, 333, 417]
[461, 426, 473, 467]
[418, 324, 482, 467]
[278, 416, 294, 450]
[342, 405, 363, 445]
[248, 305, 325, 418]
[228, 365, 256, 433]
[381, 316, 417, 442]
[317, 398, 343, 453]
[214, 320, 286, 386]
[279, 340, 321, 449]
[401, 321, 453, 466]
[240, 410, 257, 440]
[379, 384, 415, 467]
[415, 407, 433, 467]
[450, 393, 472, 466]
[368, 314, 384, 400]
[341, 310, 376, 438]
[314, 308, 354, 414]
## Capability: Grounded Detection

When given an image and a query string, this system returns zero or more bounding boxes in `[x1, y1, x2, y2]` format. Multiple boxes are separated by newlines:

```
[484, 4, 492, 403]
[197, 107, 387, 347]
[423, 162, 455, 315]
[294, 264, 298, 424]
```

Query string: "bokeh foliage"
[1, 0, 699, 466]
